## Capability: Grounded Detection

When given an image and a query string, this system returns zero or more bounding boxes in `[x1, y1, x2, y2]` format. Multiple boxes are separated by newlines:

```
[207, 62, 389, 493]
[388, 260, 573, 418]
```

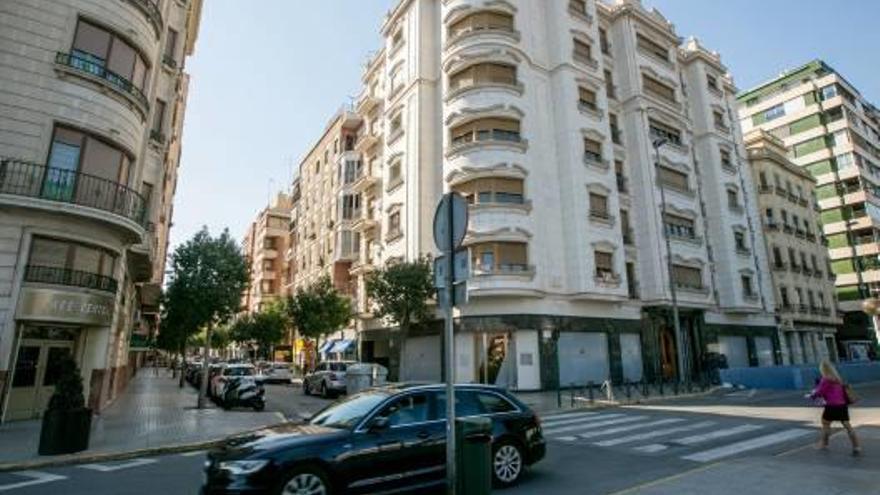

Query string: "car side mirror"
[368, 416, 390, 433]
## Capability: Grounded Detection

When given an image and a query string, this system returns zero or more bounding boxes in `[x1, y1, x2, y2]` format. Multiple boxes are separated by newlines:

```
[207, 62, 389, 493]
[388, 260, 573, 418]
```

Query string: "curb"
[527, 387, 720, 416]
[0, 422, 289, 473]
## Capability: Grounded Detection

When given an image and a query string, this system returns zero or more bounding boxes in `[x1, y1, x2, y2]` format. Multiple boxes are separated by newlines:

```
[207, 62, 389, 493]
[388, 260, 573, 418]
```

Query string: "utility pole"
[654, 138, 687, 383]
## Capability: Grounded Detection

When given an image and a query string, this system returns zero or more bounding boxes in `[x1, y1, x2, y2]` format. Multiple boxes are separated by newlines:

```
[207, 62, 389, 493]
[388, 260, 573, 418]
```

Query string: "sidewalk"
[0, 370, 285, 467]
[515, 383, 718, 415]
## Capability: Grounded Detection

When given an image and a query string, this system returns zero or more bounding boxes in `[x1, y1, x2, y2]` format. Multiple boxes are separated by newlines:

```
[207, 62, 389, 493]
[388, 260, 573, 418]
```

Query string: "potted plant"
[38, 355, 92, 455]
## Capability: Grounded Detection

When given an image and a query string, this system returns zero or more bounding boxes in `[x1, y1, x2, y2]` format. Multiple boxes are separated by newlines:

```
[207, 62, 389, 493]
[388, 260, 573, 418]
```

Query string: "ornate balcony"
[24, 265, 118, 294]
[55, 52, 149, 117]
[124, 0, 163, 38]
[0, 158, 147, 228]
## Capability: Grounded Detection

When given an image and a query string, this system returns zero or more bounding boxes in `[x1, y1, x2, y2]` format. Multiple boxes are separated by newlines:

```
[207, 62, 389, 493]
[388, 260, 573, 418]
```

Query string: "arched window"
[449, 63, 517, 92]
[448, 11, 514, 40]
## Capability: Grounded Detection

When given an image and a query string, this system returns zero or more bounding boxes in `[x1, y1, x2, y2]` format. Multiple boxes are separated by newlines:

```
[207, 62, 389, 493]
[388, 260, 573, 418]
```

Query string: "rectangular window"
[741, 275, 753, 296]
[672, 265, 702, 289]
[604, 70, 615, 99]
[648, 119, 682, 146]
[448, 11, 514, 39]
[707, 73, 718, 91]
[610, 114, 621, 144]
[589, 192, 608, 218]
[734, 231, 747, 251]
[584, 138, 602, 163]
[727, 189, 738, 208]
[28, 236, 117, 277]
[151, 99, 166, 135]
[819, 84, 838, 101]
[764, 104, 785, 122]
[643, 75, 676, 104]
[636, 33, 669, 62]
[72, 19, 148, 91]
[664, 213, 695, 239]
[658, 166, 689, 192]
[578, 86, 597, 111]
[164, 28, 178, 60]
[780, 287, 790, 307]
[573, 39, 593, 64]
[569, 0, 587, 15]
[720, 148, 732, 169]
[713, 110, 726, 130]
[450, 118, 520, 145]
[594, 251, 614, 278]
[599, 28, 610, 55]
[773, 246, 783, 267]
[388, 211, 401, 237]
[389, 161, 402, 183]
[471, 242, 528, 273]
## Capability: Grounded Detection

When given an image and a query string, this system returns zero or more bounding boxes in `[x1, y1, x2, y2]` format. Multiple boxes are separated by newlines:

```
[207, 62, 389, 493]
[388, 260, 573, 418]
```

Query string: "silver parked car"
[260, 362, 295, 384]
[302, 361, 355, 398]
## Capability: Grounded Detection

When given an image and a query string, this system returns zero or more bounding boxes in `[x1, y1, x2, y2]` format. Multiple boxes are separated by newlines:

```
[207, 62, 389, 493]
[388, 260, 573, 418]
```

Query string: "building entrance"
[6, 326, 78, 420]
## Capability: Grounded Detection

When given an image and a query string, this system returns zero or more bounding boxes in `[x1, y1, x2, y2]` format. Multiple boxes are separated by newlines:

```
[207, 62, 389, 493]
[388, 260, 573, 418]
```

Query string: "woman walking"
[810, 359, 861, 455]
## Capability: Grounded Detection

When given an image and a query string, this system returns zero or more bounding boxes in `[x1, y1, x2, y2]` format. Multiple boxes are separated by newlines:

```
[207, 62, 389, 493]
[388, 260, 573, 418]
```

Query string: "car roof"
[225, 364, 255, 369]
[376, 382, 508, 393]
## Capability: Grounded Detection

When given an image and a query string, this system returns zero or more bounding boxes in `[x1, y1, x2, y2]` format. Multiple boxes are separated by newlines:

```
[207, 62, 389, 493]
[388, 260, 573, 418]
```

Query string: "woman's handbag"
[844, 383, 859, 405]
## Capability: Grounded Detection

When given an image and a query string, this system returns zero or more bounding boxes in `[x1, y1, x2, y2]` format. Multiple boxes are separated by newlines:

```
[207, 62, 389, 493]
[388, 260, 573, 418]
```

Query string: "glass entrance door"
[7, 330, 77, 421]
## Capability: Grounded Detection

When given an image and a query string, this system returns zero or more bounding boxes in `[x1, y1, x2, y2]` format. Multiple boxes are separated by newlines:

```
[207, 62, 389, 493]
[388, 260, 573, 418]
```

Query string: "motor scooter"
[220, 376, 266, 411]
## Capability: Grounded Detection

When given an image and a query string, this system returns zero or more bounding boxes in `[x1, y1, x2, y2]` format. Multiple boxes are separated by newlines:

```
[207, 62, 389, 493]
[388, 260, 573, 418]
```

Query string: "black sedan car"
[202, 383, 545, 494]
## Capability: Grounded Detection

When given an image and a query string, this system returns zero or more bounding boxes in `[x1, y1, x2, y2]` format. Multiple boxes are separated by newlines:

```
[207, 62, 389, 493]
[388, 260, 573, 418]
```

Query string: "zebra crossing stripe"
[541, 411, 600, 421]
[556, 436, 578, 442]
[0, 471, 66, 492]
[79, 459, 157, 472]
[542, 413, 623, 429]
[681, 429, 813, 463]
[543, 416, 647, 436]
[633, 444, 668, 453]
[594, 420, 717, 447]
[672, 424, 764, 446]
[574, 418, 685, 440]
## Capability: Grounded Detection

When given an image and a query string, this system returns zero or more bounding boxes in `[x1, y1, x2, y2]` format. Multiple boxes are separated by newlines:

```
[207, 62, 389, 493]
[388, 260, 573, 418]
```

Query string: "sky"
[171, 0, 880, 250]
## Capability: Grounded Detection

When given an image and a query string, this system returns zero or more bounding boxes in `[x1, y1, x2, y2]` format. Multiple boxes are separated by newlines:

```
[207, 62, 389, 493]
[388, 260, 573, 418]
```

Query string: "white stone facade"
[0, 0, 201, 420]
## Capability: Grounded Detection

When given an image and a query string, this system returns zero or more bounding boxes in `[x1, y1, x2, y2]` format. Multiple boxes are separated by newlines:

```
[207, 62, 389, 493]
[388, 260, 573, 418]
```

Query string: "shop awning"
[329, 339, 355, 354]
[318, 340, 335, 353]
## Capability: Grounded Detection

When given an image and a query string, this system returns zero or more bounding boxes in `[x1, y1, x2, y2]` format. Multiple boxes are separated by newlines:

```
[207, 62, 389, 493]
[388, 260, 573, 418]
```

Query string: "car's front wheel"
[492, 439, 524, 488]
[278, 467, 331, 495]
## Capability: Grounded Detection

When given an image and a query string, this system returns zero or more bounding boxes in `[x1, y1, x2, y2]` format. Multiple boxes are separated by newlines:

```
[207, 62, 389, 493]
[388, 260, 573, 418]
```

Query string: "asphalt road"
[1, 384, 875, 495]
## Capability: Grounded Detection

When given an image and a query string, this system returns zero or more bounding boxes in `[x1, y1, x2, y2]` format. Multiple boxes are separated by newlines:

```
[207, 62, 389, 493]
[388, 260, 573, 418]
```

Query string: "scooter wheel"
[253, 401, 265, 412]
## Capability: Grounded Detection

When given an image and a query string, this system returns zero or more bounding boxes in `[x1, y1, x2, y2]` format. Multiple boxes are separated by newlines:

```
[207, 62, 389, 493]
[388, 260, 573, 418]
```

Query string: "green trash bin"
[455, 416, 493, 495]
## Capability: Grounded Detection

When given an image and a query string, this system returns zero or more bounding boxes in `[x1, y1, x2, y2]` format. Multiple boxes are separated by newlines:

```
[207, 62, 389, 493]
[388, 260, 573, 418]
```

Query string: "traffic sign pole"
[443, 195, 456, 495]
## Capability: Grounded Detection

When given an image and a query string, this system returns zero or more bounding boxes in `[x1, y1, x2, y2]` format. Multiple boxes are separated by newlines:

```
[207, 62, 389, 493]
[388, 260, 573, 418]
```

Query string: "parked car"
[303, 361, 355, 398]
[210, 364, 256, 398]
[201, 383, 545, 494]
[259, 362, 294, 385]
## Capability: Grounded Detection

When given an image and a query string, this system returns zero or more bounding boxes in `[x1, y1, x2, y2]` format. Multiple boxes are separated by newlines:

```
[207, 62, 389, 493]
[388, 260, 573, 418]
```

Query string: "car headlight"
[218, 460, 269, 475]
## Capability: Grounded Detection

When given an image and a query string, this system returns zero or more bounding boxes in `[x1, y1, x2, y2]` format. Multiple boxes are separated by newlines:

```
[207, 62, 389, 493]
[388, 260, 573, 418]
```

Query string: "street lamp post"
[653, 138, 688, 383]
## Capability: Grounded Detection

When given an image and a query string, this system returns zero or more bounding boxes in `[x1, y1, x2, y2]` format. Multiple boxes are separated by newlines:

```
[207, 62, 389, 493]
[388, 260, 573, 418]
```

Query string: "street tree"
[365, 257, 434, 379]
[162, 227, 248, 408]
[285, 276, 352, 370]
[230, 303, 287, 361]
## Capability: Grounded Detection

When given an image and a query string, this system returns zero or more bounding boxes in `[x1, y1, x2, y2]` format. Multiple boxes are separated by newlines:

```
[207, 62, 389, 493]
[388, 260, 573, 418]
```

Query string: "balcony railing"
[0, 158, 147, 226]
[162, 54, 178, 70]
[56, 52, 149, 112]
[24, 265, 118, 293]
[124, 0, 163, 37]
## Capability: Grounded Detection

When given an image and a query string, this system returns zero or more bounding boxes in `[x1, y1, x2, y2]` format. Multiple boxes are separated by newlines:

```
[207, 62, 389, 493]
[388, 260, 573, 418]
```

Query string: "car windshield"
[226, 367, 254, 377]
[328, 363, 349, 372]
[310, 392, 389, 429]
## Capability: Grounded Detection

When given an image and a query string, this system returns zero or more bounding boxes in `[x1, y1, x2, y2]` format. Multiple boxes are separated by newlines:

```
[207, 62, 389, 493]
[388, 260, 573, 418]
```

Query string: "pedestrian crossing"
[541, 410, 813, 463]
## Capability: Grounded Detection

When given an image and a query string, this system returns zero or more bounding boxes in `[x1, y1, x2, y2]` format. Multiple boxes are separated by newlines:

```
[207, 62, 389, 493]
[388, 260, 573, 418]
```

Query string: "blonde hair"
[819, 359, 842, 382]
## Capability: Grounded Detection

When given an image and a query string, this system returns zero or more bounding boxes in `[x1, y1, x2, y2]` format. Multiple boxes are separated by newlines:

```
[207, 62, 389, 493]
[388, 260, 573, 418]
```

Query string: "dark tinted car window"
[378, 393, 430, 426]
[476, 392, 516, 414]
[225, 367, 254, 377]
[329, 363, 348, 372]
[435, 390, 483, 418]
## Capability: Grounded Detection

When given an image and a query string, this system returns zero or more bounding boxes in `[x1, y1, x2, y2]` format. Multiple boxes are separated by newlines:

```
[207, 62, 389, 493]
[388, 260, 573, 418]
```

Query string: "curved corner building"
[0, 0, 202, 421]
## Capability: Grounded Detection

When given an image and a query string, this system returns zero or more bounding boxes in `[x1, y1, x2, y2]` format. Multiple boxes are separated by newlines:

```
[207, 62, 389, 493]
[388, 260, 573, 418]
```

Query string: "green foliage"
[159, 227, 249, 352]
[230, 303, 287, 355]
[285, 276, 352, 340]
[365, 257, 434, 334]
[46, 354, 86, 412]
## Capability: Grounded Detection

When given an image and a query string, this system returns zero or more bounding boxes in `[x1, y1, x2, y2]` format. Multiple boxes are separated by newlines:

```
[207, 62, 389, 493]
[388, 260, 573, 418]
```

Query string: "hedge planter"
[38, 407, 92, 455]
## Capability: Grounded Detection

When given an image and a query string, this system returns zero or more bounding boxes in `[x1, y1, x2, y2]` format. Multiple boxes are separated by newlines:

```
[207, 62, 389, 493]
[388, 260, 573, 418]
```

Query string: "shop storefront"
[4, 287, 114, 421]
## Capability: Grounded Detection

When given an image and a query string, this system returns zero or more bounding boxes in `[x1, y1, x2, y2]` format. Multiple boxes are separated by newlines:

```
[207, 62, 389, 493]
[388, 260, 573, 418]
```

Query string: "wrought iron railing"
[24, 265, 118, 293]
[55, 52, 149, 110]
[0, 158, 147, 226]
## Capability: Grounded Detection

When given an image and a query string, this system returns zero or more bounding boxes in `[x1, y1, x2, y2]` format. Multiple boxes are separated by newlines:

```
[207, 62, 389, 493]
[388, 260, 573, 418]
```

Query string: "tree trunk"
[178, 344, 186, 388]
[198, 324, 213, 408]
[397, 316, 409, 382]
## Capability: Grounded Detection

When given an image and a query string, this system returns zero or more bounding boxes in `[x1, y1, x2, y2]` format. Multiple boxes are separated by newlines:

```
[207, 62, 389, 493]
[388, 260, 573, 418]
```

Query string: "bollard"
[587, 381, 595, 404]
[570, 383, 575, 407]
[557, 386, 562, 409]
[658, 379, 664, 396]
[625, 380, 632, 400]
[642, 380, 649, 398]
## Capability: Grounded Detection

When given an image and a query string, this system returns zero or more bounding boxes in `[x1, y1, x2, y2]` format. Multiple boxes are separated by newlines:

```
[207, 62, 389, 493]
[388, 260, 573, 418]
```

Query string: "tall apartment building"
[288, 0, 778, 387]
[0, 0, 202, 421]
[738, 60, 880, 358]
[242, 193, 292, 314]
[745, 131, 841, 364]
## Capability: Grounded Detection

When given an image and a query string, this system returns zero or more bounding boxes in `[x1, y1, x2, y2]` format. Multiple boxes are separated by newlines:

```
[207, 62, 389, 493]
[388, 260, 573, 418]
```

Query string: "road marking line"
[681, 428, 813, 463]
[575, 418, 685, 440]
[542, 413, 622, 429]
[179, 450, 207, 457]
[555, 436, 578, 442]
[543, 416, 647, 436]
[595, 421, 717, 447]
[78, 458, 157, 472]
[0, 471, 66, 492]
[540, 411, 600, 422]
[633, 444, 668, 453]
[672, 424, 764, 446]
